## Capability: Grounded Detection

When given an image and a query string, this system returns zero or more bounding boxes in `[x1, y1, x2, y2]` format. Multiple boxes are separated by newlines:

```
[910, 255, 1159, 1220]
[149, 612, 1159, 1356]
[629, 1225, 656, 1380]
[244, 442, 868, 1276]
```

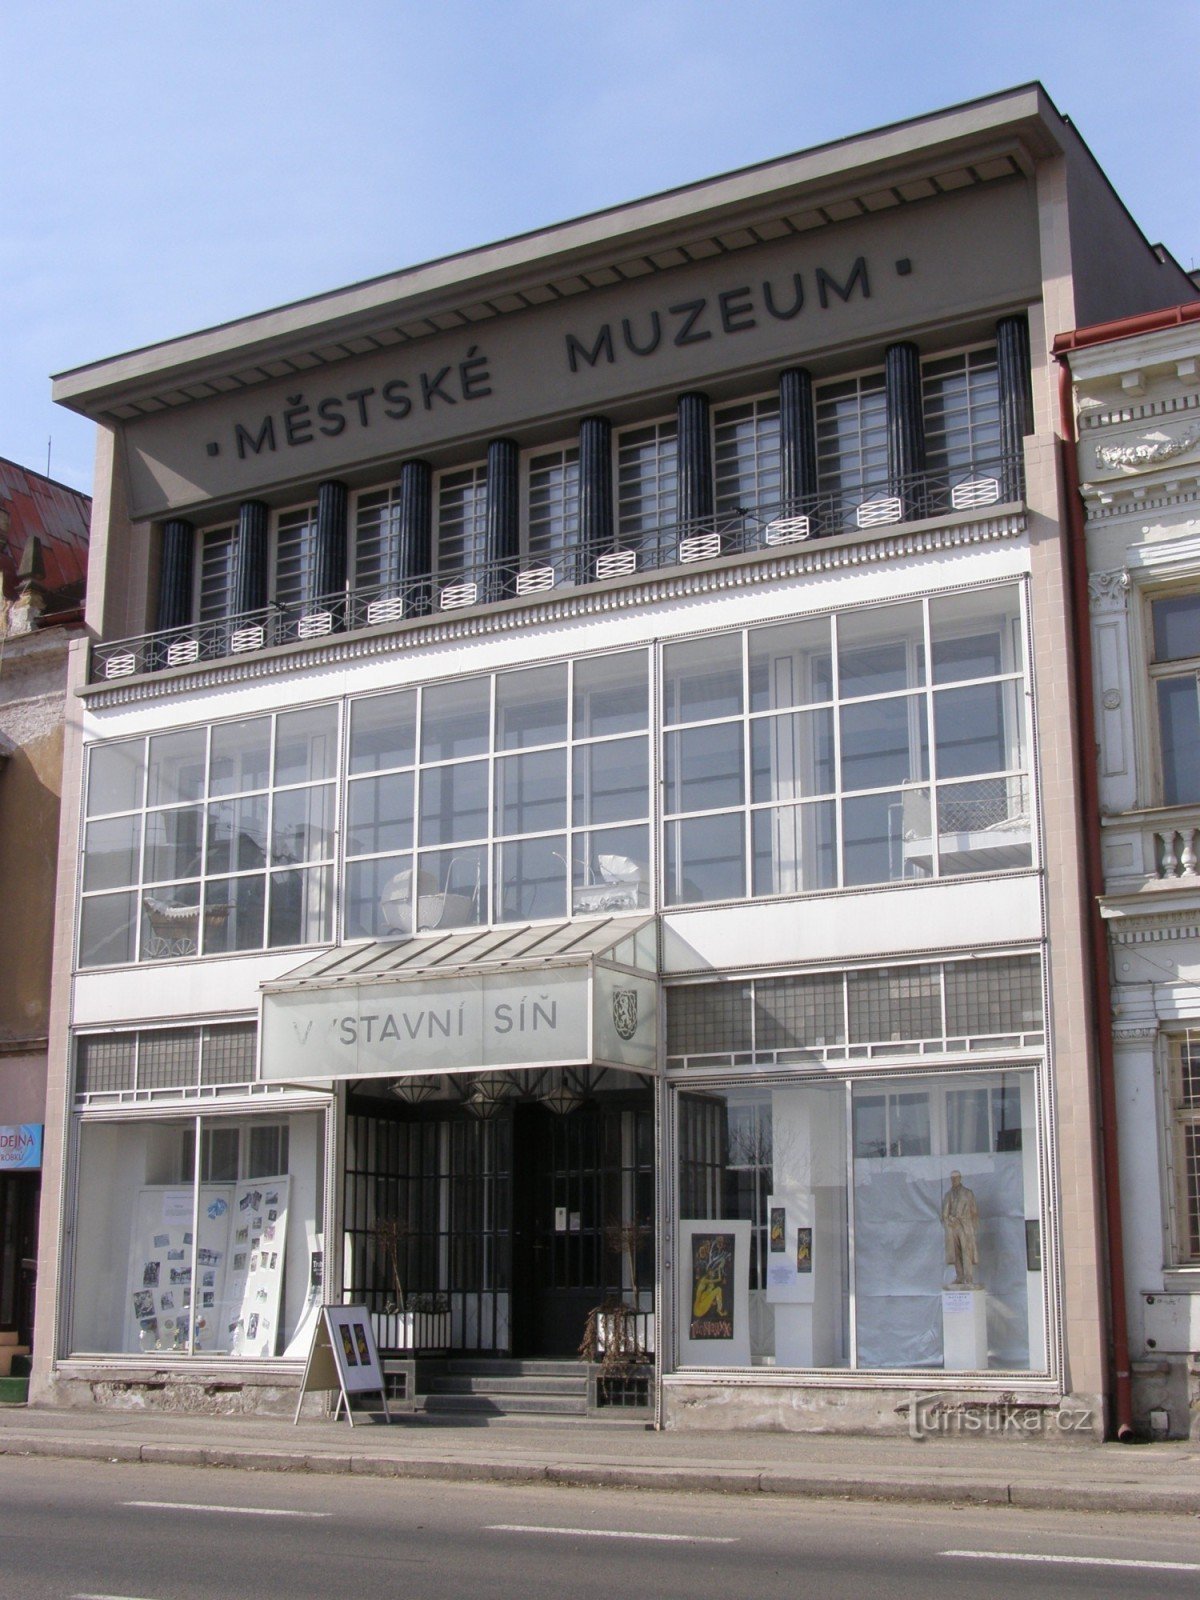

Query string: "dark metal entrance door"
[511, 1100, 653, 1359]
[0, 1173, 39, 1348]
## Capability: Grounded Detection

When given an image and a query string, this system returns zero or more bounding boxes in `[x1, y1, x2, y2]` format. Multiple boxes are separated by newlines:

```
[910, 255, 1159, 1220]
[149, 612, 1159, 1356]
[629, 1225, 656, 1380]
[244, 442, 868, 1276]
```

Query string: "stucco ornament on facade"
[1088, 569, 1131, 612]
[1095, 425, 1200, 472]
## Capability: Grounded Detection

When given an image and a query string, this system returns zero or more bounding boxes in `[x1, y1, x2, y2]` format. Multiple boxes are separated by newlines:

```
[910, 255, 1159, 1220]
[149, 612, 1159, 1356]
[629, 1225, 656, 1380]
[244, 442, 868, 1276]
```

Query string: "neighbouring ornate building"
[1060, 298, 1200, 1438]
[0, 457, 89, 1388]
[34, 87, 1194, 1434]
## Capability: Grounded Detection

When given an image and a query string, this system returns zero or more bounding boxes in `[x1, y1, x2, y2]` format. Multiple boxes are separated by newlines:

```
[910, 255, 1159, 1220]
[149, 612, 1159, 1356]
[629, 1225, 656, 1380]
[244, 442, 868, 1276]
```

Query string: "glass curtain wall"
[662, 583, 1030, 904]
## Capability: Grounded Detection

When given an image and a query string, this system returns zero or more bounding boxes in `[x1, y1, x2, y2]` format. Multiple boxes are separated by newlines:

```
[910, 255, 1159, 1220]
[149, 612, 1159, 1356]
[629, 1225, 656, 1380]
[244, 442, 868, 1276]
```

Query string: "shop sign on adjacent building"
[0, 1124, 43, 1170]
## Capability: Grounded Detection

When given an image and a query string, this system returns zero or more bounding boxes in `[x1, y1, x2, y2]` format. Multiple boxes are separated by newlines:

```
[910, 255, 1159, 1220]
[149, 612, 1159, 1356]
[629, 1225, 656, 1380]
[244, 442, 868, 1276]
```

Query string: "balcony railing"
[89, 455, 1021, 684]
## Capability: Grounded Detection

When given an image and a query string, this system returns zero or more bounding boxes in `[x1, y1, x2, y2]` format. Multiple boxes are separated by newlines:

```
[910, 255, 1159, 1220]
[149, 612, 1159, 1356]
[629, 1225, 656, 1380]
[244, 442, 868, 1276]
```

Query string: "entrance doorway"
[0, 1173, 39, 1348]
[510, 1099, 653, 1358]
[344, 1077, 653, 1359]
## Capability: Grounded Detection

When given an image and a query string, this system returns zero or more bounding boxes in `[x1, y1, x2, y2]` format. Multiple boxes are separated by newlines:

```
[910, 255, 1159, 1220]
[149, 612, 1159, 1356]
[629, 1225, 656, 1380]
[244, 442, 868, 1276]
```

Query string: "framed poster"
[676, 1219, 751, 1367]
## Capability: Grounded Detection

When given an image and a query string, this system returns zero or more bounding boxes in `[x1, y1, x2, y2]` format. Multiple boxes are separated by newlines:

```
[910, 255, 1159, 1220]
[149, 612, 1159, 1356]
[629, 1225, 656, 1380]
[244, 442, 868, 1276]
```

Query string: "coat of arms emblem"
[613, 988, 638, 1041]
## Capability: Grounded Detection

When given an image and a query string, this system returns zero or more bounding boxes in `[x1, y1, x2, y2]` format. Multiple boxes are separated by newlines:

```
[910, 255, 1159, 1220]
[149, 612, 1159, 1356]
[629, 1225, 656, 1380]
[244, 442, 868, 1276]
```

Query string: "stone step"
[439, 1359, 587, 1378]
[424, 1374, 588, 1397]
[419, 1391, 588, 1418]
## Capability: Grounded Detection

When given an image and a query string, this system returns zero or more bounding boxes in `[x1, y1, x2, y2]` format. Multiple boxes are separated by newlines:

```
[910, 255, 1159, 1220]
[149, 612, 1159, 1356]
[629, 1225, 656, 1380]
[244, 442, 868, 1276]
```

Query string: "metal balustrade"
[88, 454, 1021, 683]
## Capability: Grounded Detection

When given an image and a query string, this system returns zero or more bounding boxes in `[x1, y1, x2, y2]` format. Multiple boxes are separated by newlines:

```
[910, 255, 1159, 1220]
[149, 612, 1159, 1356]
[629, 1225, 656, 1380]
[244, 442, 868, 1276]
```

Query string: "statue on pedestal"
[941, 1170, 980, 1287]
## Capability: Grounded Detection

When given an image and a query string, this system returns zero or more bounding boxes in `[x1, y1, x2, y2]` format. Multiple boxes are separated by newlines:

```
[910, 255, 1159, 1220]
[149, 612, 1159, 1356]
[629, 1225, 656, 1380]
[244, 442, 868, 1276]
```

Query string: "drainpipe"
[1054, 349, 1135, 1441]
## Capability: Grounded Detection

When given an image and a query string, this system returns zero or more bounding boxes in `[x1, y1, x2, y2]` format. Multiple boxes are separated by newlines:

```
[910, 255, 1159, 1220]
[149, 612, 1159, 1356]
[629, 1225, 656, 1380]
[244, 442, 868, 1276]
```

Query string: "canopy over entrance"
[259, 917, 658, 1084]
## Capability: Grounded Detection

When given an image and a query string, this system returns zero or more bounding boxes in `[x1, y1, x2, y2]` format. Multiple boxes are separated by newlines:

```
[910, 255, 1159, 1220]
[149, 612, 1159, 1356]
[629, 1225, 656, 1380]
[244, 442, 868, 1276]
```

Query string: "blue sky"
[3, 1, 1197, 496]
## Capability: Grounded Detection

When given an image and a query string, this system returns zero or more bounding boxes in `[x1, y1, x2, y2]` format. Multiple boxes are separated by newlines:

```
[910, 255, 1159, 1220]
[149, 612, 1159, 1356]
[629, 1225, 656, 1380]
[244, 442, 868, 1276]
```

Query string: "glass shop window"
[70, 1112, 323, 1359]
[675, 1067, 1044, 1374]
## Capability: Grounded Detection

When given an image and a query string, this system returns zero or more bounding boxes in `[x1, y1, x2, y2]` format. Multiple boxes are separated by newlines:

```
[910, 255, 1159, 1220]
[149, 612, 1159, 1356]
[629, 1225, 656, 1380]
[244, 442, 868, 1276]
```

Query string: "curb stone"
[0, 1433, 1196, 1515]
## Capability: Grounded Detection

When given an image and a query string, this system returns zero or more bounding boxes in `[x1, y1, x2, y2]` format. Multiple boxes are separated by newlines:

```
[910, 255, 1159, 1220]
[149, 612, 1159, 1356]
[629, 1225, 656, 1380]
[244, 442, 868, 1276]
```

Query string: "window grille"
[847, 964, 941, 1045]
[201, 1024, 257, 1086]
[528, 449, 579, 567]
[713, 397, 781, 517]
[755, 972, 844, 1050]
[76, 1033, 137, 1095]
[354, 486, 401, 591]
[944, 953, 1041, 1036]
[922, 347, 1001, 479]
[815, 372, 887, 518]
[667, 984, 753, 1056]
[617, 422, 677, 554]
[137, 1029, 200, 1090]
[275, 505, 318, 609]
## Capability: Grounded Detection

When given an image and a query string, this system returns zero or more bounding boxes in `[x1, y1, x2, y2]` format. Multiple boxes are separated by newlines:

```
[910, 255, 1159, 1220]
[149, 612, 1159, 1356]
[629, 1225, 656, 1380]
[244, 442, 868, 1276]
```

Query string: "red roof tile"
[0, 456, 90, 605]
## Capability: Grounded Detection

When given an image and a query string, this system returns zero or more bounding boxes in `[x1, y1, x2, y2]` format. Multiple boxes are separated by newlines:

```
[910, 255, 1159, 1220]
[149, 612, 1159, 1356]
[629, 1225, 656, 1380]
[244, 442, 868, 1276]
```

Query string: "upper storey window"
[1152, 593, 1200, 805]
[437, 464, 488, 578]
[527, 448, 580, 567]
[922, 347, 1001, 478]
[354, 485, 403, 591]
[274, 504, 318, 609]
[713, 397, 781, 519]
[617, 420, 677, 556]
[816, 372, 888, 520]
[197, 526, 236, 624]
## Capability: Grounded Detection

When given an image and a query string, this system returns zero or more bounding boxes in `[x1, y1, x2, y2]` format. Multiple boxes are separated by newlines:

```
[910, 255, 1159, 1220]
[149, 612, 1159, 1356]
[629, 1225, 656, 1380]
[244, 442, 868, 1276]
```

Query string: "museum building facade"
[34, 87, 1195, 1432]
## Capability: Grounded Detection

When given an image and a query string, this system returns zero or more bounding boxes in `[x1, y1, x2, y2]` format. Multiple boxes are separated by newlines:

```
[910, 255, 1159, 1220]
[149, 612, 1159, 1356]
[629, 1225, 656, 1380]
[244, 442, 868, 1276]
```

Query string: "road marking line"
[123, 1499, 330, 1519]
[72, 1593, 165, 1599]
[943, 1550, 1200, 1573]
[486, 1524, 737, 1543]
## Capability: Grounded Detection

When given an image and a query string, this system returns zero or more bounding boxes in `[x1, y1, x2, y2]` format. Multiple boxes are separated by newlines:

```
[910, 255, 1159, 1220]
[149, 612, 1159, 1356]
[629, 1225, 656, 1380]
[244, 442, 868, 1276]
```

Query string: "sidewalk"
[1, 1403, 1197, 1515]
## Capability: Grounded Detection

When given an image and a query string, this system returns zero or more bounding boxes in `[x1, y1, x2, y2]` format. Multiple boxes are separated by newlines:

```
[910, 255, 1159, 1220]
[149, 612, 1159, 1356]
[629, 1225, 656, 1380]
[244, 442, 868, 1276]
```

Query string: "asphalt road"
[1, 1455, 1199, 1600]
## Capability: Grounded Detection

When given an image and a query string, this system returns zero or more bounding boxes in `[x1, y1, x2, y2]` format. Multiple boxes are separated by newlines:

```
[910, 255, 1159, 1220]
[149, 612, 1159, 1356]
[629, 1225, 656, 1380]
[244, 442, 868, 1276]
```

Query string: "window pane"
[751, 709, 834, 802]
[935, 778, 1032, 873]
[347, 854, 413, 940]
[414, 846, 487, 929]
[209, 718, 270, 796]
[664, 634, 743, 724]
[349, 690, 417, 774]
[573, 652, 648, 737]
[275, 705, 337, 785]
[268, 864, 332, 947]
[1158, 675, 1200, 804]
[143, 806, 204, 884]
[842, 789, 930, 884]
[495, 664, 568, 750]
[147, 729, 207, 808]
[929, 585, 1021, 683]
[754, 972, 845, 1049]
[346, 772, 413, 856]
[837, 601, 925, 696]
[713, 396, 781, 516]
[495, 749, 566, 835]
[571, 825, 649, 914]
[419, 761, 488, 845]
[665, 813, 745, 904]
[87, 741, 145, 816]
[421, 677, 490, 761]
[1153, 594, 1200, 662]
[528, 449, 579, 567]
[79, 891, 138, 967]
[496, 835, 567, 922]
[748, 615, 833, 709]
[202, 876, 264, 953]
[271, 783, 335, 865]
[572, 736, 647, 826]
[933, 682, 1021, 778]
[617, 421, 677, 550]
[83, 814, 142, 892]
[666, 724, 745, 813]
[946, 1089, 990, 1154]
[205, 794, 268, 875]
[751, 802, 837, 894]
[840, 696, 928, 791]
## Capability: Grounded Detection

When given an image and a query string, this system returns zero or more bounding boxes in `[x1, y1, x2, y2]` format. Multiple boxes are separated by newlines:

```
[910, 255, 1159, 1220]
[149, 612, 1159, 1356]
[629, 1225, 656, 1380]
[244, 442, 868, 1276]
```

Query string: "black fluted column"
[485, 438, 520, 595]
[232, 500, 268, 616]
[394, 459, 432, 584]
[156, 518, 194, 631]
[778, 368, 818, 515]
[676, 392, 713, 531]
[885, 341, 925, 515]
[311, 480, 347, 606]
[997, 314, 1034, 501]
[578, 416, 613, 578]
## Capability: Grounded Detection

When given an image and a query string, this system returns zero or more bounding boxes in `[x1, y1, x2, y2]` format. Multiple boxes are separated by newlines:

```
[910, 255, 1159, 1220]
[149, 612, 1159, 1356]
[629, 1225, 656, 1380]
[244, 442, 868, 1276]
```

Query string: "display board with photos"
[124, 1185, 234, 1354]
[223, 1176, 290, 1358]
